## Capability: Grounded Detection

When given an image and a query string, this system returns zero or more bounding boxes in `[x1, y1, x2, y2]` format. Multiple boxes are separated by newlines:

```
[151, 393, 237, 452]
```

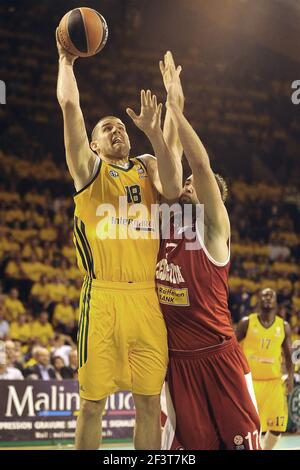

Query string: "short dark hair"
[185, 172, 228, 203]
[91, 116, 121, 141]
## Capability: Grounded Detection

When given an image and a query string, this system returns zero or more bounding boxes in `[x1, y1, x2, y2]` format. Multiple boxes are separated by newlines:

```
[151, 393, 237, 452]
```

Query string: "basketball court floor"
[1, 434, 299, 450]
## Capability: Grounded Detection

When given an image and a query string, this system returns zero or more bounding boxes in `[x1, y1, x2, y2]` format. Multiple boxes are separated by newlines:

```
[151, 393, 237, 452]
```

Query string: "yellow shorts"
[77, 278, 168, 401]
[253, 378, 288, 433]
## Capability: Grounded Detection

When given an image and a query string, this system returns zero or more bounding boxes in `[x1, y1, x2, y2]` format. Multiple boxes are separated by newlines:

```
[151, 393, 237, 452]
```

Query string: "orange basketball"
[57, 7, 108, 58]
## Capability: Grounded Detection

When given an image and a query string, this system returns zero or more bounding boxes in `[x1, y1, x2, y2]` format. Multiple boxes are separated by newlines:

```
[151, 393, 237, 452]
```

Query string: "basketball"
[57, 7, 108, 57]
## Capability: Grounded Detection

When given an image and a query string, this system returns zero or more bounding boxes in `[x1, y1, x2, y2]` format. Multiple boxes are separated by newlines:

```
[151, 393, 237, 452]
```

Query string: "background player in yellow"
[56, 33, 183, 450]
[236, 288, 294, 450]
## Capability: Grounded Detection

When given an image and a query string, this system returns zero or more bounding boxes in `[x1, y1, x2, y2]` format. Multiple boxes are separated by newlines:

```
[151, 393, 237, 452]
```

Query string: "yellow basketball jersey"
[242, 313, 285, 380]
[73, 157, 159, 282]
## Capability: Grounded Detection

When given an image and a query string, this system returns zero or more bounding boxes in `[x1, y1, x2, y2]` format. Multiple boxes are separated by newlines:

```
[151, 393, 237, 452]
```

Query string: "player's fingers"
[166, 50, 175, 67]
[153, 95, 157, 110]
[159, 60, 165, 76]
[146, 90, 151, 106]
[156, 103, 163, 123]
[164, 51, 169, 67]
[141, 89, 147, 107]
[126, 108, 138, 121]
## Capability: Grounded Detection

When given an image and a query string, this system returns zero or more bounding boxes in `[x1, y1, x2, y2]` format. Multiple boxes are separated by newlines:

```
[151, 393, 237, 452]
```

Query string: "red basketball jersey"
[156, 216, 234, 349]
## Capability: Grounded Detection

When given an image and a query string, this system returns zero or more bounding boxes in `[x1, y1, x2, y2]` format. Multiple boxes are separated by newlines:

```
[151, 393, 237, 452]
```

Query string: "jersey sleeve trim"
[195, 219, 230, 267]
[73, 158, 102, 197]
[135, 155, 148, 173]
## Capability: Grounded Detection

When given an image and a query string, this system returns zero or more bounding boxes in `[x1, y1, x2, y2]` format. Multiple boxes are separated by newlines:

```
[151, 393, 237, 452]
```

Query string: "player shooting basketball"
[56, 35, 183, 450]
[152, 52, 261, 450]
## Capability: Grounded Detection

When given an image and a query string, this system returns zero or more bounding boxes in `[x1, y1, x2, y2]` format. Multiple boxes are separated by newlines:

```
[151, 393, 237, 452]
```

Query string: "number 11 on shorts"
[245, 430, 260, 450]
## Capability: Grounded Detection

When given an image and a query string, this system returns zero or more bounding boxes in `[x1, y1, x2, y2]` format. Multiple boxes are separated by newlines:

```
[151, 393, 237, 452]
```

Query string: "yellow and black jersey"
[242, 313, 285, 380]
[73, 156, 160, 282]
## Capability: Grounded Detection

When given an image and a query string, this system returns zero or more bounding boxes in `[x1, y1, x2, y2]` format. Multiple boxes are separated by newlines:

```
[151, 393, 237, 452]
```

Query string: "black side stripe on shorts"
[78, 277, 87, 368]
[77, 277, 87, 345]
[74, 216, 96, 279]
[78, 277, 92, 368]
[83, 279, 91, 365]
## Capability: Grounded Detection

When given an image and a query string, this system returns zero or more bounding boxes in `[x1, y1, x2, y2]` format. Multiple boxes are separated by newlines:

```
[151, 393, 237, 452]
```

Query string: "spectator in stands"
[4, 288, 25, 321]
[0, 351, 24, 380]
[0, 305, 9, 340]
[30, 274, 50, 313]
[68, 348, 78, 379]
[52, 355, 75, 379]
[31, 311, 54, 347]
[51, 334, 75, 366]
[47, 275, 68, 304]
[52, 296, 75, 334]
[52, 355, 65, 380]
[24, 344, 43, 368]
[9, 313, 32, 352]
[4, 339, 24, 372]
[23, 347, 56, 380]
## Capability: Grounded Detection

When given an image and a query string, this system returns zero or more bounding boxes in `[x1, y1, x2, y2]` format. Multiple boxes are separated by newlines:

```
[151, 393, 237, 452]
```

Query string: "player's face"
[260, 288, 277, 310]
[95, 118, 130, 158]
[179, 176, 199, 205]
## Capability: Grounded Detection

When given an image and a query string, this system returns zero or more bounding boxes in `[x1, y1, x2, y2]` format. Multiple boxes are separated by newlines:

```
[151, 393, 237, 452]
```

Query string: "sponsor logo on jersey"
[136, 165, 148, 178]
[109, 170, 119, 177]
[156, 258, 185, 284]
[275, 326, 282, 337]
[156, 283, 190, 307]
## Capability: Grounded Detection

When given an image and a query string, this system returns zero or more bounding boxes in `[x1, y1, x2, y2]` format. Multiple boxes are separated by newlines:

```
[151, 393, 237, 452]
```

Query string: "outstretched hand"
[56, 28, 78, 65]
[159, 51, 183, 109]
[126, 90, 163, 137]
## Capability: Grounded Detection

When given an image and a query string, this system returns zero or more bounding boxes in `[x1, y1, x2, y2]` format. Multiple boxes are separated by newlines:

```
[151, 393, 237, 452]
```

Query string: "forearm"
[147, 129, 182, 198]
[163, 105, 183, 162]
[168, 105, 210, 172]
[57, 57, 80, 108]
[286, 356, 294, 380]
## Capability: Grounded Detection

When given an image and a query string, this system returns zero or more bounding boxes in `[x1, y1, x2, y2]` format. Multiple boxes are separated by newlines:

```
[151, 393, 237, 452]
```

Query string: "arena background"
[0, 0, 299, 450]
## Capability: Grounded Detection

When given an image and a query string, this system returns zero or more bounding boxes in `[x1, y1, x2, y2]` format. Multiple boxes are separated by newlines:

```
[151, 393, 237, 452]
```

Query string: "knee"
[80, 398, 106, 419]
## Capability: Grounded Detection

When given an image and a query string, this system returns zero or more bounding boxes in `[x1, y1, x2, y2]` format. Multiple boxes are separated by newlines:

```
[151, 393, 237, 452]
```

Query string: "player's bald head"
[91, 116, 125, 141]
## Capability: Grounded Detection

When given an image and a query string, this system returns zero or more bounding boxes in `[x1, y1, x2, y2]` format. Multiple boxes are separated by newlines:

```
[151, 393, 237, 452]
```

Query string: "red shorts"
[162, 337, 261, 450]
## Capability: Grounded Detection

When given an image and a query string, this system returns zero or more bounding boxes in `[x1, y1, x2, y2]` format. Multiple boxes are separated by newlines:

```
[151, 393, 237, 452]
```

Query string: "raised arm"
[166, 85, 230, 239]
[126, 90, 181, 199]
[56, 31, 96, 191]
[160, 51, 184, 163]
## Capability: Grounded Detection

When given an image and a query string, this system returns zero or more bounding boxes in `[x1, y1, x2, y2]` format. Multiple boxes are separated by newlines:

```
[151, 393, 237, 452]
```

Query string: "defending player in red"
[156, 53, 261, 450]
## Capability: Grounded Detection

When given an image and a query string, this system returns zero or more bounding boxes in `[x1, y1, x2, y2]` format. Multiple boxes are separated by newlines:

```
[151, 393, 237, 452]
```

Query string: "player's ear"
[90, 140, 100, 152]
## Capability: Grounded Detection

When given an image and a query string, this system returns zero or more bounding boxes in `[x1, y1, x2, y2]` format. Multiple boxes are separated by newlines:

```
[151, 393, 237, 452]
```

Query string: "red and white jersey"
[156, 215, 234, 349]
